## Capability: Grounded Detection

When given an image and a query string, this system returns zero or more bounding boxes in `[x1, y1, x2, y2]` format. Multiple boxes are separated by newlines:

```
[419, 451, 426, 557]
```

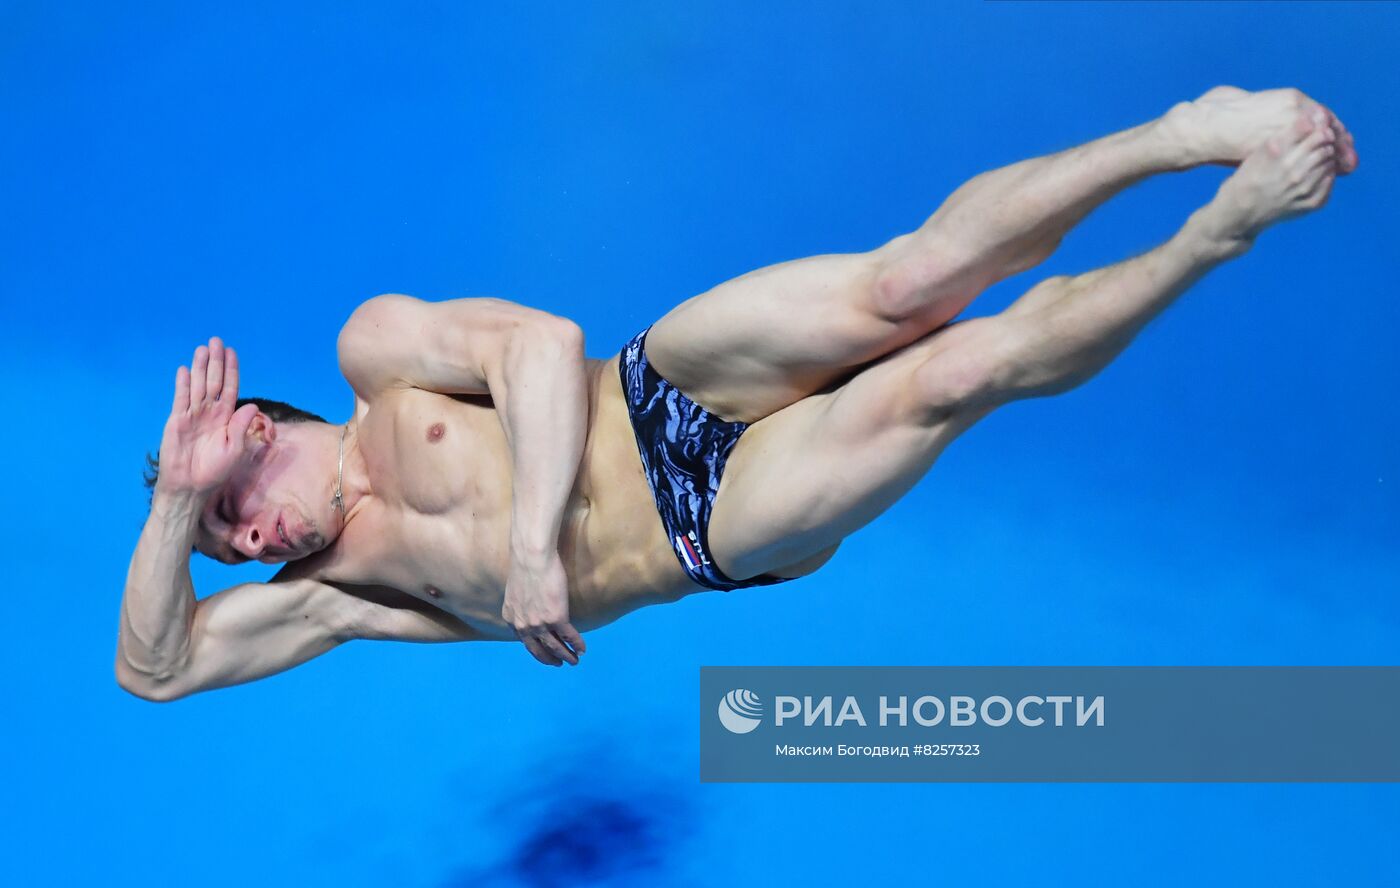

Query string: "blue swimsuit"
[618, 327, 792, 592]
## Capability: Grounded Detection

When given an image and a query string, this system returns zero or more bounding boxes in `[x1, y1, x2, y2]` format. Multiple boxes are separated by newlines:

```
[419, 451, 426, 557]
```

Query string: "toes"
[1298, 125, 1332, 153]
[1339, 131, 1359, 174]
[1302, 171, 1335, 209]
[1315, 104, 1357, 174]
[1324, 112, 1342, 142]
[1273, 117, 1315, 158]
[1287, 131, 1332, 179]
[1282, 110, 1327, 154]
[1305, 145, 1336, 174]
[1300, 149, 1336, 192]
[1310, 107, 1355, 173]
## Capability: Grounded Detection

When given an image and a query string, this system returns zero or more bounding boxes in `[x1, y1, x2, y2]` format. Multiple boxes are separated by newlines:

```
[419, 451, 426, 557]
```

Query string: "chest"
[330, 390, 516, 624]
[357, 388, 511, 515]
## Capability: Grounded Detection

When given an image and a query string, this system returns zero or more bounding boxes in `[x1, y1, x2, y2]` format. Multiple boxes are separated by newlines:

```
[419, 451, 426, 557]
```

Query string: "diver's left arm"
[480, 314, 590, 667]
[336, 294, 589, 667]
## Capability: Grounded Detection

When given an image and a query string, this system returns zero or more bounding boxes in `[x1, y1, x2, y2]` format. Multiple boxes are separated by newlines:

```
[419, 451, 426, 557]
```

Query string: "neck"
[332, 419, 373, 526]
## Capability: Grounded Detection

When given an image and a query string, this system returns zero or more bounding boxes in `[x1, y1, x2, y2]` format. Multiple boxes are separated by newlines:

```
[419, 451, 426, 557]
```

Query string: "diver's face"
[194, 417, 335, 565]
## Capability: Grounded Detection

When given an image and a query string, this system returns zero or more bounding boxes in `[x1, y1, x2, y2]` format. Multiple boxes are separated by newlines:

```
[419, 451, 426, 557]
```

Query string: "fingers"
[189, 344, 208, 406]
[521, 635, 563, 667]
[557, 623, 587, 656]
[221, 346, 240, 404]
[207, 337, 226, 405]
[517, 623, 586, 666]
[177, 338, 235, 417]
[173, 365, 190, 414]
[538, 629, 578, 666]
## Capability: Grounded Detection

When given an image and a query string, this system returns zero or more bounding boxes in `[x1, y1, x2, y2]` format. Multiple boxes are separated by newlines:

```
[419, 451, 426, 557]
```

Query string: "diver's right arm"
[116, 336, 268, 700]
[116, 337, 347, 702]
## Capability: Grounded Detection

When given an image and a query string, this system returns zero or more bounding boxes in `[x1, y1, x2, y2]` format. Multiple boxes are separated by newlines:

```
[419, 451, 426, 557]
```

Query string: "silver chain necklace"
[331, 423, 347, 514]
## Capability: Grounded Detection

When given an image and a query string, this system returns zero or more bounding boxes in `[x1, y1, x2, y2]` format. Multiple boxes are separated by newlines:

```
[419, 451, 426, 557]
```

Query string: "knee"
[905, 318, 1025, 422]
[870, 236, 977, 323]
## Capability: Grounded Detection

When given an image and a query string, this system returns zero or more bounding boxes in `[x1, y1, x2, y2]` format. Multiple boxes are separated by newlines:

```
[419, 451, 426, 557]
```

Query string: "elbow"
[505, 312, 584, 364]
[534, 313, 584, 355]
[114, 656, 187, 703]
[116, 673, 185, 703]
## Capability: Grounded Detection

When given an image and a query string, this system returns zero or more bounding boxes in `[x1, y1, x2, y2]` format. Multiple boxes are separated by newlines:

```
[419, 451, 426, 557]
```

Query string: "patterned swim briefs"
[618, 327, 792, 592]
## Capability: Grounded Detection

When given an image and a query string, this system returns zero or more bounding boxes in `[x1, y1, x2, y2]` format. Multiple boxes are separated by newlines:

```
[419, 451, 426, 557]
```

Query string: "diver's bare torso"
[278, 355, 697, 638]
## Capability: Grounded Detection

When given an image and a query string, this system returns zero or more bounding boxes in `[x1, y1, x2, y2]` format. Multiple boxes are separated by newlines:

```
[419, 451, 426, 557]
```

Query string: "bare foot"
[1190, 110, 1339, 257]
[1160, 86, 1358, 173]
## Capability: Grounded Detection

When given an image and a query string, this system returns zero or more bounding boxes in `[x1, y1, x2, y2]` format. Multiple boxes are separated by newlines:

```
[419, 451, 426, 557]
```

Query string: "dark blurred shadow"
[441, 738, 693, 887]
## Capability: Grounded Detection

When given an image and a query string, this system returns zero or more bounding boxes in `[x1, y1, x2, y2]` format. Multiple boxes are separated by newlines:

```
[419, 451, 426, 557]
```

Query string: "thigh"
[706, 327, 990, 582]
[643, 244, 925, 424]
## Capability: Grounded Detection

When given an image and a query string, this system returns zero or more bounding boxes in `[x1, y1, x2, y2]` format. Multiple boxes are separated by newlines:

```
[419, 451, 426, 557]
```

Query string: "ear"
[247, 410, 277, 444]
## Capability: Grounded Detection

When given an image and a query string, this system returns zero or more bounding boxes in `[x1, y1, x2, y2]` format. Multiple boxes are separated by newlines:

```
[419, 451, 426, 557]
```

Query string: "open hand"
[501, 551, 586, 666]
[156, 336, 259, 496]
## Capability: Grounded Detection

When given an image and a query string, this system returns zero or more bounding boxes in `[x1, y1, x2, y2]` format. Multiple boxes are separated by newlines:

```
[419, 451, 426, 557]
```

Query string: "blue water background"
[2, 2, 1397, 884]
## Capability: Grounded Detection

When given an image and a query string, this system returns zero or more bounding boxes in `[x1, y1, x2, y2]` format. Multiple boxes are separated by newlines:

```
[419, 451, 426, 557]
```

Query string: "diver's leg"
[647, 88, 1349, 424]
[911, 86, 1355, 289]
[707, 111, 1340, 580]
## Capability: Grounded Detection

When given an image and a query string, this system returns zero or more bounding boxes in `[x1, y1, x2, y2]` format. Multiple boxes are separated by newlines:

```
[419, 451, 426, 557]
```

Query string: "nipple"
[426, 422, 446, 443]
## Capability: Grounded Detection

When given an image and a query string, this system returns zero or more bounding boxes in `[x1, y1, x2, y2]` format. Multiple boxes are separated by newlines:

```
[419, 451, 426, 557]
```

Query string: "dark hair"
[142, 397, 328, 502]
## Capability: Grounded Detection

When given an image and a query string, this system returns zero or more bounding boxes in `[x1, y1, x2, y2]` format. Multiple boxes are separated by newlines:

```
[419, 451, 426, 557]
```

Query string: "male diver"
[117, 87, 1356, 699]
